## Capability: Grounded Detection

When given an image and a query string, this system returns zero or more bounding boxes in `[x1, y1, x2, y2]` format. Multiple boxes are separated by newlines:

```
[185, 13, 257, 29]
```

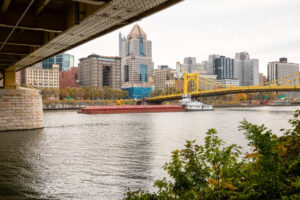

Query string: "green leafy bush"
[124, 111, 300, 200]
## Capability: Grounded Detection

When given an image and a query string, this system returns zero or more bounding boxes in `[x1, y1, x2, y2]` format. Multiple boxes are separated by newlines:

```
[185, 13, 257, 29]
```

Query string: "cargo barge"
[78, 105, 185, 114]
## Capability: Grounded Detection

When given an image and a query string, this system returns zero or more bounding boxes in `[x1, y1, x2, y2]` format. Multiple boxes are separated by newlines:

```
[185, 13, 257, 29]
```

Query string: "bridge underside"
[0, 0, 182, 83]
[146, 86, 300, 103]
[0, 0, 183, 131]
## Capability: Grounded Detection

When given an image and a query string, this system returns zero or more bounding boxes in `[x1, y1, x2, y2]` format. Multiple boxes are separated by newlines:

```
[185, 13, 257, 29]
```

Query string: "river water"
[0, 106, 298, 200]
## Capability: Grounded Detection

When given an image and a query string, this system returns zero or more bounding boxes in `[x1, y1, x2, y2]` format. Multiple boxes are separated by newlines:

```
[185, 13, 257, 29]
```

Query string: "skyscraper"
[119, 24, 154, 85]
[119, 24, 154, 99]
[268, 58, 299, 82]
[207, 54, 220, 75]
[234, 52, 259, 86]
[213, 56, 235, 80]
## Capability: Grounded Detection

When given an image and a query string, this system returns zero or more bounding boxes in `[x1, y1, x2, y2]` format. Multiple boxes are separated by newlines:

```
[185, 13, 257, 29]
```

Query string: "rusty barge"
[78, 105, 185, 114]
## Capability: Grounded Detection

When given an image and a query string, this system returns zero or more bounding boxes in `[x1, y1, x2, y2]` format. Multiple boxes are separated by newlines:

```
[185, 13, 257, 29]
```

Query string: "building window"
[140, 64, 147, 82]
[103, 66, 111, 87]
[124, 65, 129, 82]
[139, 37, 145, 56]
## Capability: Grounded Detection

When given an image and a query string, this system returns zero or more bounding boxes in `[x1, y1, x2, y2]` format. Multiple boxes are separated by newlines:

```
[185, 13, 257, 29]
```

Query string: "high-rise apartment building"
[119, 24, 154, 85]
[154, 68, 176, 90]
[78, 54, 121, 90]
[268, 58, 299, 82]
[21, 64, 60, 88]
[213, 56, 235, 80]
[43, 53, 74, 71]
[234, 52, 259, 86]
[207, 54, 220, 75]
[268, 58, 300, 98]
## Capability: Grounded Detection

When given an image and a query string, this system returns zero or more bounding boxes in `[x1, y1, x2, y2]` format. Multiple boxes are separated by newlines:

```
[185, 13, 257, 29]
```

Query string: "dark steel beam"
[72, 0, 107, 5]
[0, 0, 35, 51]
[0, 24, 63, 33]
[0, 42, 41, 48]
[0, 52, 27, 56]
[36, 0, 51, 15]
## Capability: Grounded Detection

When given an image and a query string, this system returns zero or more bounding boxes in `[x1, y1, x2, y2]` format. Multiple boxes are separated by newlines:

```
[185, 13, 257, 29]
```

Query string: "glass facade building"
[213, 56, 234, 79]
[43, 53, 74, 71]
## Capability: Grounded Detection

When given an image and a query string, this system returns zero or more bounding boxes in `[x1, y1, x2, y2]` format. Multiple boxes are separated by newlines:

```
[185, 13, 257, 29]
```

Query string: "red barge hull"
[79, 105, 185, 114]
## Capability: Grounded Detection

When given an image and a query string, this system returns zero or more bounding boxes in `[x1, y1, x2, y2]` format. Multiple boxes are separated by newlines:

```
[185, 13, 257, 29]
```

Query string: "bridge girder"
[146, 86, 300, 103]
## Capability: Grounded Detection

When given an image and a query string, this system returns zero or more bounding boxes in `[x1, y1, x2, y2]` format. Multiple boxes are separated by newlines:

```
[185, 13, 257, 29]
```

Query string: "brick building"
[60, 67, 79, 88]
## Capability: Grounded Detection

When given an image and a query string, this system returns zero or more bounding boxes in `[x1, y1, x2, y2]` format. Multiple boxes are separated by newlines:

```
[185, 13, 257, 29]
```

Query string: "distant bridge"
[146, 72, 300, 103]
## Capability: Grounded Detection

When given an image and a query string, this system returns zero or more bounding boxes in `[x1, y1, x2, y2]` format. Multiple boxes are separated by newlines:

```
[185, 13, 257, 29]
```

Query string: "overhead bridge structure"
[146, 72, 300, 103]
[0, 0, 183, 131]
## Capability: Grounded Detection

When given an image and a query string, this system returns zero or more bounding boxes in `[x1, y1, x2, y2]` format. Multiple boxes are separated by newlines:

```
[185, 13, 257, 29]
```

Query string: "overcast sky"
[67, 0, 300, 75]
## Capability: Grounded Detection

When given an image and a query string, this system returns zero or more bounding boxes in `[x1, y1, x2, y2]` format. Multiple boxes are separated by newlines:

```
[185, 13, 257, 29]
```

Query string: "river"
[0, 106, 298, 200]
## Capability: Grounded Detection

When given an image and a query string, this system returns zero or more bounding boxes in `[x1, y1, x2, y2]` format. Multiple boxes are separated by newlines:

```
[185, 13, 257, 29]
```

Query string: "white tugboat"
[179, 94, 214, 111]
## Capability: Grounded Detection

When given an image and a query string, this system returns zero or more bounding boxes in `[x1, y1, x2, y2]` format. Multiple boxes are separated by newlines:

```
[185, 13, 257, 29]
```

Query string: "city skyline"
[67, 0, 300, 75]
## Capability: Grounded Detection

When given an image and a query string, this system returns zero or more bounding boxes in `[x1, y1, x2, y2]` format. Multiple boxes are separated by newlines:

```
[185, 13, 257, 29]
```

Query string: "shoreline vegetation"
[123, 111, 300, 200]
[32, 86, 299, 109]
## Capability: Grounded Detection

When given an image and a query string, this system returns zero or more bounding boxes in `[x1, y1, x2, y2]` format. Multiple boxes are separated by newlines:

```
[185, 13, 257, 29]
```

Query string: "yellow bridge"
[146, 71, 300, 102]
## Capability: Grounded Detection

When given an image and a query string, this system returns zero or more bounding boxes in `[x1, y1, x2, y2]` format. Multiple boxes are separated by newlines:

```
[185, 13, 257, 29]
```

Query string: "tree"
[124, 111, 300, 200]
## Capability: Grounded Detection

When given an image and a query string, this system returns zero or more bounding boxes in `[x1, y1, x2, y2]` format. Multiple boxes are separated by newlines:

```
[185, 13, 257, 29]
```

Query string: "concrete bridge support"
[0, 68, 43, 131]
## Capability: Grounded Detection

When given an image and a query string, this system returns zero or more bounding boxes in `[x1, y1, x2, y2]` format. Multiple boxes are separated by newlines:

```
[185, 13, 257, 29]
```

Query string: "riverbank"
[43, 102, 300, 110]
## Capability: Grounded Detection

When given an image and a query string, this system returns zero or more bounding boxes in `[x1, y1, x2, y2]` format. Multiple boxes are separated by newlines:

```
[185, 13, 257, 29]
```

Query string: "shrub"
[124, 111, 300, 200]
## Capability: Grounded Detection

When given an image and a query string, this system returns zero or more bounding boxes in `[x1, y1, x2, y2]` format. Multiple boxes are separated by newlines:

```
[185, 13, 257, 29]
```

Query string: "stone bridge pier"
[0, 68, 43, 131]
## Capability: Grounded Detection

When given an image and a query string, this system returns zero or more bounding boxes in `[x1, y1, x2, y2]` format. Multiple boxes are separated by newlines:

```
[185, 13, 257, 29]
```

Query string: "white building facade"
[267, 58, 299, 98]
[234, 52, 259, 86]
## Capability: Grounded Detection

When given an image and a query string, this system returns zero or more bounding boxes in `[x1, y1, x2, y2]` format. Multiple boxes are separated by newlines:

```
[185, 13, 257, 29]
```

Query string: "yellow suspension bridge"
[146, 71, 300, 102]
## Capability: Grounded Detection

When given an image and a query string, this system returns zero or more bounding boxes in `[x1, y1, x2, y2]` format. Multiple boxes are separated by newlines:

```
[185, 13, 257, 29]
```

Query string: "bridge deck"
[0, 0, 182, 74]
[146, 85, 300, 102]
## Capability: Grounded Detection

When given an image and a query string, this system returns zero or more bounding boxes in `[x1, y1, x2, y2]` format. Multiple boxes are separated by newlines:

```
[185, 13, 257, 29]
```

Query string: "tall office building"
[207, 54, 220, 75]
[213, 56, 235, 80]
[78, 54, 121, 90]
[268, 58, 299, 82]
[119, 24, 154, 98]
[119, 24, 154, 84]
[234, 52, 259, 86]
[43, 53, 74, 71]
[268, 58, 300, 98]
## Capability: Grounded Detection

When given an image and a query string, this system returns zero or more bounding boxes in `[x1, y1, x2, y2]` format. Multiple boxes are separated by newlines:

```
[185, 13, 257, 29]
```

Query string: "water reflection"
[0, 106, 298, 199]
